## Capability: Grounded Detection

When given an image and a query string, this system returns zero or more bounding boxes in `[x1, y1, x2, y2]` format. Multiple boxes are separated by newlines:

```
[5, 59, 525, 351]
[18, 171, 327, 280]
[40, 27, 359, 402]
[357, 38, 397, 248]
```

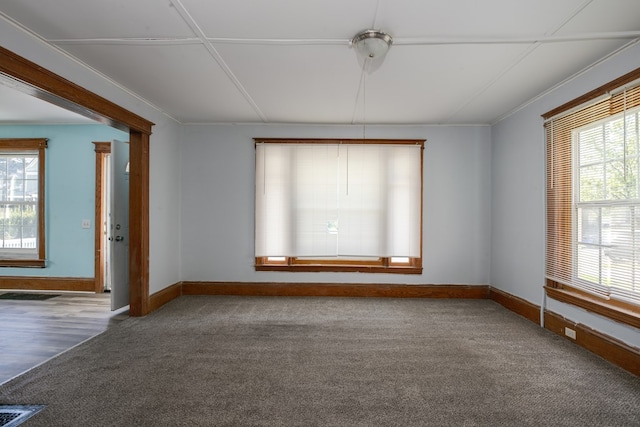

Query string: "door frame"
[0, 45, 153, 316]
[93, 142, 111, 294]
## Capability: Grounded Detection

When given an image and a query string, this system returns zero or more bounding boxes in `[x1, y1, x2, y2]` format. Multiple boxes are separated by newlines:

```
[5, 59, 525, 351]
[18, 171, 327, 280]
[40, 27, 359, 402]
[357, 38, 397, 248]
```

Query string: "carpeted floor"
[1, 296, 638, 426]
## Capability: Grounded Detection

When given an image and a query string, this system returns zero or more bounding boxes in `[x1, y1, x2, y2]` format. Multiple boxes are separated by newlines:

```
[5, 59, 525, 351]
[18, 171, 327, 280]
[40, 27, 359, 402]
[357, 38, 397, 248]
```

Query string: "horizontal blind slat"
[546, 80, 640, 306]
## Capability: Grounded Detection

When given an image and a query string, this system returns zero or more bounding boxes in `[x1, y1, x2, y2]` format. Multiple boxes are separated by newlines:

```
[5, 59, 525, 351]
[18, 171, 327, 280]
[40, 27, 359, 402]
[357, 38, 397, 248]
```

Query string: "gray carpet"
[1, 296, 639, 426]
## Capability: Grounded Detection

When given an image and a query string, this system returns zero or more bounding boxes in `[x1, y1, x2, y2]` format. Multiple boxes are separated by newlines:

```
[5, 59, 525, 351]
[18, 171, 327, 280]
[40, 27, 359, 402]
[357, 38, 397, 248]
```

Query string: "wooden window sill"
[256, 264, 423, 274]
[0, 259, 46, 268]
[544, 284, 640, 329]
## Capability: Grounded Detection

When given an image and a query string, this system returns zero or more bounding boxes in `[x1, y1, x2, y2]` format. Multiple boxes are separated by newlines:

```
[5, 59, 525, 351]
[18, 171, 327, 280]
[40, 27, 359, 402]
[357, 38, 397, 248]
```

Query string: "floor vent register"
[0, 405, 45, 427]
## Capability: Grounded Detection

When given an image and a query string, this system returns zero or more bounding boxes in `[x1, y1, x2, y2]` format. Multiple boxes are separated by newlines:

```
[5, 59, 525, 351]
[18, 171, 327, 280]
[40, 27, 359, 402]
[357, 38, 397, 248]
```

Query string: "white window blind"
[255, 142, 422, 259]
[546, 83, 640, 305]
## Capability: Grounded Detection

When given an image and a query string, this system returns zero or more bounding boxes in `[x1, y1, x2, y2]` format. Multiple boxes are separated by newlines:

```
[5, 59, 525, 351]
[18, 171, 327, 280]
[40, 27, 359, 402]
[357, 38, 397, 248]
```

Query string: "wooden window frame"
[0, 138, 47, 267]
[254, 138, 424, 274]
[545, 279, 640, 329]
[93, 142, 111, 293]
[542, 66, 640, 329]
[255, 256, 423, 274]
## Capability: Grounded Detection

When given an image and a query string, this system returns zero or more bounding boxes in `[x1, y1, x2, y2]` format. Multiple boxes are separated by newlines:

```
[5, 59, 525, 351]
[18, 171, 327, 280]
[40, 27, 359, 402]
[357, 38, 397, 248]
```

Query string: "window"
[544, 69, 640, 326]
[0, 138, 47, 267]
[255, 139, 423, 273]
[575, 108, 640, 302]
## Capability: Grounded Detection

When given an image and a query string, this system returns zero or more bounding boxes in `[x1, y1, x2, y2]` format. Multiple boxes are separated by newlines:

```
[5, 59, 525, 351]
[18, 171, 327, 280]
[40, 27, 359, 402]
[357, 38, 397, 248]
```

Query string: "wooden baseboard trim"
[489, 287, 541, 325]
[181, 282, 490, 298]
[149, 282, 183, 312]
[0, 276, 94, 292]
[489, 288, 639, 376]
[544, 310, 640, 377]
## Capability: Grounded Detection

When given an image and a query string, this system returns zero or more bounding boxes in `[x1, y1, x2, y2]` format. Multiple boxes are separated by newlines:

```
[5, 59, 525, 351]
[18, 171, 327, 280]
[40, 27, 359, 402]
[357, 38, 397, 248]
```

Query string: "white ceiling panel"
[376, 0, 586, 38]
[449, 39, 632, 124]
[359, 44, 529, 124]
[214, 44, 362, 123]
[556, 0, 640, 34]
[0, 0, 194, 39]
[0, 84, 94, 124]
[1, 0, 639, 126]
[181, 0, 378, 39]
[61, 43, 261, 123]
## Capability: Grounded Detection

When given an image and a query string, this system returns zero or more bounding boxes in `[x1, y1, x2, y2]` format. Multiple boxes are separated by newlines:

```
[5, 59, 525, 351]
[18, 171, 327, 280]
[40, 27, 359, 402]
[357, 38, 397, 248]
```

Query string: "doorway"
[1, 45, 152, 316]
[94, 141, 130, 311]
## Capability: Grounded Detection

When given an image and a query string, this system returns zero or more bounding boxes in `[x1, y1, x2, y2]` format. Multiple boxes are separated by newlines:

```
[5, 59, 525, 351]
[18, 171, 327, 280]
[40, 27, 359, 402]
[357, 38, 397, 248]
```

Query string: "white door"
[109, 140, 129, 311]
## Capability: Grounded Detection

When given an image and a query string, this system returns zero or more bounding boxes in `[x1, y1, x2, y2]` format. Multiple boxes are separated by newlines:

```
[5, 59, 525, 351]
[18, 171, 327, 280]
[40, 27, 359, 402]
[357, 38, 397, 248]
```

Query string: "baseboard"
[0, 276, 94, 292]
[181, 282, 490, 298]
[148, 282, 183, 312]
[488, 287, 640, 377]
[489, 287, 541, 325]
[544, 310, 640, 377]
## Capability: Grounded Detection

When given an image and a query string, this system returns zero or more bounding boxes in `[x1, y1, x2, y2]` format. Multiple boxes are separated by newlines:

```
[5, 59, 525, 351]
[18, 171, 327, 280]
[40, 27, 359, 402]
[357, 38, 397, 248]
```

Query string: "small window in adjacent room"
[544, 68, 640, 327]
[0, 138, 47, 267]
[254, 138, 424, 274]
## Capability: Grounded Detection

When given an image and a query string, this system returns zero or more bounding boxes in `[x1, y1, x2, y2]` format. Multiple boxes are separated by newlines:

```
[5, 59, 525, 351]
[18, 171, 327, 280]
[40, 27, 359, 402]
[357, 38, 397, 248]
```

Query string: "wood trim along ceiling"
[0, 45, 153, 316]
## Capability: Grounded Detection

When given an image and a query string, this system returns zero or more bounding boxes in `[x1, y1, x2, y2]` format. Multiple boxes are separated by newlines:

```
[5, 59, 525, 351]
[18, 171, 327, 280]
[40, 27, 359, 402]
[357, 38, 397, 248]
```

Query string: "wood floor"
[0, 291, 128, 384]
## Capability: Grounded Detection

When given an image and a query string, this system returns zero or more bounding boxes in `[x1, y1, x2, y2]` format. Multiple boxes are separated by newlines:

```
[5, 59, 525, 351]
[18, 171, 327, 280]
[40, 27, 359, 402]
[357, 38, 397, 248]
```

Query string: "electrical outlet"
[564, 327, 577, 340]
[82, 219, 91, 229]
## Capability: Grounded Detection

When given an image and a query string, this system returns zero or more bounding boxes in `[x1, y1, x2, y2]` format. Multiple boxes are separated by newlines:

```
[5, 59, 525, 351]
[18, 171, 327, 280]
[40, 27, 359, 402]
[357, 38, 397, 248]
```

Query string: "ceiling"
[1, 0, 639, 126]
[0, 80, 96, 125]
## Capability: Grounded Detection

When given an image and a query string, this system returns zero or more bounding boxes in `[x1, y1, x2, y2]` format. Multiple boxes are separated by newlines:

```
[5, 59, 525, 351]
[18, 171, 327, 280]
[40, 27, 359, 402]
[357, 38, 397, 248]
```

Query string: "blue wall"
[0, 124, 128, 277]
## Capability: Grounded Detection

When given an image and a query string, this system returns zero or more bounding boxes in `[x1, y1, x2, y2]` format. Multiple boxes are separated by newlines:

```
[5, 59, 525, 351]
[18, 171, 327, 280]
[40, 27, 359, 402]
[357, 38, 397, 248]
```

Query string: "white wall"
[147, 117, 181, 293]
[0, 20, 182, 294]
[180, 124, 492, 285]
[491, 41, 640, 347]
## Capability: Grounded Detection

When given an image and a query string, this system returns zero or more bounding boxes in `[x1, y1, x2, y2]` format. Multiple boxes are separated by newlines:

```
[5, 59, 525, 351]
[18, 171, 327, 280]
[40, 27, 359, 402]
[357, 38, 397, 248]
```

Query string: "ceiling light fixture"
[351, 29, 393, 59]
[350, 29, 393, 141]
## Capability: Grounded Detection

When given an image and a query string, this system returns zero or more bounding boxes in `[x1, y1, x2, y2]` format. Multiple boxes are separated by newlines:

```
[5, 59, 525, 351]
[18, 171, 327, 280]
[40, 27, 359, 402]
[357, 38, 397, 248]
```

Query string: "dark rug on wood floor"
[0, 293, 59, 301]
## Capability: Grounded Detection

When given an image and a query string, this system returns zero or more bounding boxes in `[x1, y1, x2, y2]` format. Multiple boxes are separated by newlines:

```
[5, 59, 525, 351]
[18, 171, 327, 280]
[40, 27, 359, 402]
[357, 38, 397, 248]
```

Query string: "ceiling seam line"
[394, 32, 640, 45]
[0, 12, 182, 125]
[550, 0, 595, 36]
[49, 38, 203, 46]
[487, 0, 597, 125]
[181, 121, 490, 127]
[46, 31, 640, 47]
[441, 0, 595, 123]
[440, 42, 544, 124]
[170, 0, 268, 123]
[372, 0, 382, 29]
[492, 38, 640, 125]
